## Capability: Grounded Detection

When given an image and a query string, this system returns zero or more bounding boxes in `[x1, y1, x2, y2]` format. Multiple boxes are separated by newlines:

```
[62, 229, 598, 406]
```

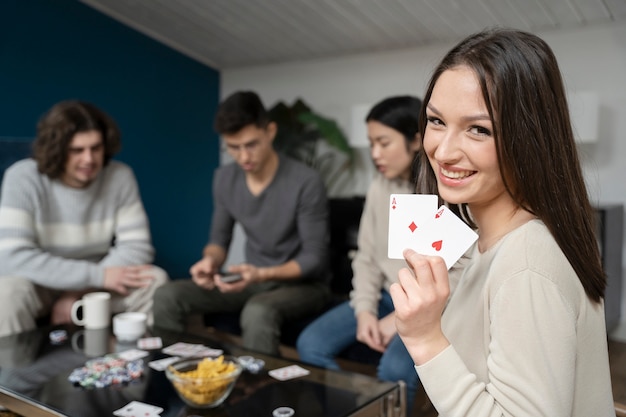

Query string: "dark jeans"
[152, 279, 330, 356]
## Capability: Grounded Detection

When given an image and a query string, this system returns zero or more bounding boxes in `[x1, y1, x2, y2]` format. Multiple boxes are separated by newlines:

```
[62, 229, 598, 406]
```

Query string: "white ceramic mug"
[71, 328, 109, 357]
[113, 312, 147, 342]
[70, 292, 111, 329]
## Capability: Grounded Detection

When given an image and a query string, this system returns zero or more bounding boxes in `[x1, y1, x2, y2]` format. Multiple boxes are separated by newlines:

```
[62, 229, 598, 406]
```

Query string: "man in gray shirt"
[0, 100, 169, 336]
[153, 91, 331, 355]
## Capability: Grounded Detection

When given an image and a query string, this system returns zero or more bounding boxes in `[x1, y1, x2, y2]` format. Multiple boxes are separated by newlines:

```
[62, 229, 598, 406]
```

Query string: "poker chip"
[247, 358, 265, 373]
[49, 329, 67, 344]
[272, 407, 295, 417]
[238, 355, 265, 373]
[68, 355, 144, 389]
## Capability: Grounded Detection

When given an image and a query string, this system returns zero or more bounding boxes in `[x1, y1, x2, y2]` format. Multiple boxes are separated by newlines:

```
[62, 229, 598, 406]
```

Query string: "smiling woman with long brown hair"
[391, 28, 613, 416]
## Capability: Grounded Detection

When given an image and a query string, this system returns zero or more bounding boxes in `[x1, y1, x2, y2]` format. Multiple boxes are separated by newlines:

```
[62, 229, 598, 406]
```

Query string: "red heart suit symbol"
[432, 240, 443, 251]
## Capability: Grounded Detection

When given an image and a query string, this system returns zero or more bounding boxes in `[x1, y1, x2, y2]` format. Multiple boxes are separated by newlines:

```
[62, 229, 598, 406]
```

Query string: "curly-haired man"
[0, 100, 168, 336]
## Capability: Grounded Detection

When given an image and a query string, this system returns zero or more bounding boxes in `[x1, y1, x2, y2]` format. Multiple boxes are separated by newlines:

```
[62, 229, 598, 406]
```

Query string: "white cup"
[113, 312, 147, 342]
[71, 328, 110, 357]
[70, 292, 111, 329]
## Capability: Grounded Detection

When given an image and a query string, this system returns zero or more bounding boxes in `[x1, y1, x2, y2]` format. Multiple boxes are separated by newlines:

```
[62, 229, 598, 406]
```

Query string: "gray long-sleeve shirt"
[210, 154, 329, 281]
[0, 159, 154, 289]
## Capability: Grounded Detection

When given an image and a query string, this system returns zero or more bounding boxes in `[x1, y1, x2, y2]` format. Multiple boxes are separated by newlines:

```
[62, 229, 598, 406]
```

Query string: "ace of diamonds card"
[387, 194, 438, 259]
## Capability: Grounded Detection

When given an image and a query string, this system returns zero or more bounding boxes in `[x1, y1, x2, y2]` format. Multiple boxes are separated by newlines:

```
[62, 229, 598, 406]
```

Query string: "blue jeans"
[297, 290, 419, 415]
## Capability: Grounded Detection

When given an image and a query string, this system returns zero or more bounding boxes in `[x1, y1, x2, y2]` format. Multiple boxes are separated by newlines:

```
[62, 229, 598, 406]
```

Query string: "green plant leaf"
[297, 112, 353, 159]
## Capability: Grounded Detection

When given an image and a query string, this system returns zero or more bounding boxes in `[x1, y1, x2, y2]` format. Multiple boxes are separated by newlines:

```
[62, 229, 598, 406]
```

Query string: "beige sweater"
[416, 220, 614, 416]
[349, 174, 413, 316]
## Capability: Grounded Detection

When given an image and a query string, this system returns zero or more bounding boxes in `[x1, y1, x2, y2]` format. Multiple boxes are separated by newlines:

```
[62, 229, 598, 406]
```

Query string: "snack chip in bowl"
[165, 355, 242, 408]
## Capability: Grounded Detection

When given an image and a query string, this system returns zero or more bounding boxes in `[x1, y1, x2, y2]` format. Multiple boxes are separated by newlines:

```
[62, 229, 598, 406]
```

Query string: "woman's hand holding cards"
[390, 249, 451, 365]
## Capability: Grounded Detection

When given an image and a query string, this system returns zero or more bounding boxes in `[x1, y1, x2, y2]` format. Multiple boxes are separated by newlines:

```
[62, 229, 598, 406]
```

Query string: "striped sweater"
[0, 159, 154, 289]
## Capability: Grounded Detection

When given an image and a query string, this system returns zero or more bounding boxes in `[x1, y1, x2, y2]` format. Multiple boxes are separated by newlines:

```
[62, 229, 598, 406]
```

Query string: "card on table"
[410, 205, 478, 269]
[148, 356, 181, 371]
[268, 364, 310, 381]
[162, 342, 204, 356]
[137, 337, 162, 350]
[387, 194, 439, 259]
[113, 400, 163, 417]
[162, 342, 223, 357]
[194, 347, 224, 357]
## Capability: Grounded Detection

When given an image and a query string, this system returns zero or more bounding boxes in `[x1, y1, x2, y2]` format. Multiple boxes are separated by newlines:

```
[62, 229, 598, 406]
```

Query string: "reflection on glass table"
[0, 324, 404, 417]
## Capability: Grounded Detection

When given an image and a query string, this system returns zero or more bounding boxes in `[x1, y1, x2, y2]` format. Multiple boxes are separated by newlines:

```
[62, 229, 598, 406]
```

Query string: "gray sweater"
[416, 220, 614, 416]
[0, 159, 154, 289]
[210, 154, 329, 281]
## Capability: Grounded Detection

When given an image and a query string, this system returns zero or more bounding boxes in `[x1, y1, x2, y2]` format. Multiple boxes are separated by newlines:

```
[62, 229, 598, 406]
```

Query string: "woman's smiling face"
[423, 65, 509, 210]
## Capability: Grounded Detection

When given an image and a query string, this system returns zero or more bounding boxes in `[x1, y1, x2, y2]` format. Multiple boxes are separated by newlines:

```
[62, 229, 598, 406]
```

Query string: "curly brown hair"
[33, 100, 121, 178]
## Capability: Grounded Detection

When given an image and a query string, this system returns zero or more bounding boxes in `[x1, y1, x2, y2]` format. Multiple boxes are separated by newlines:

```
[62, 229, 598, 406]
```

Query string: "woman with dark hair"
[391, 29, 613, 416]
[297, 95, 423, 416]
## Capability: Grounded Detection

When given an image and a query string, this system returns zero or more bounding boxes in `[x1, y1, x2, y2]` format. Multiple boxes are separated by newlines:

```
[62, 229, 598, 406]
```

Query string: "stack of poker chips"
[68, 355, 144, 388]
[237, 355, 265, 374]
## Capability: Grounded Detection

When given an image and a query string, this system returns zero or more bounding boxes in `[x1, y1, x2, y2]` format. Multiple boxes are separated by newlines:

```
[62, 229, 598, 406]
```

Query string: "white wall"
[221, 23, 626, 333]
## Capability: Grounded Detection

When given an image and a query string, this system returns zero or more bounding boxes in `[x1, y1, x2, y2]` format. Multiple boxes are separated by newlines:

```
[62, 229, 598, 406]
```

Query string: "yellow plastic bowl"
[165, 356, 242, 408]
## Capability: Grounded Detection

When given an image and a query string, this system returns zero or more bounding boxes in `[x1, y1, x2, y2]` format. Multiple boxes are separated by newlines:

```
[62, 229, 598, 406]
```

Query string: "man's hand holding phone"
[214, 268, 247, 293]
[218, 271, 243, 283]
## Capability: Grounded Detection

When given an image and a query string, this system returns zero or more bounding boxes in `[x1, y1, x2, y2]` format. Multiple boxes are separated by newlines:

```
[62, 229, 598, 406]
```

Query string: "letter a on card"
[387, 194, 438, 259]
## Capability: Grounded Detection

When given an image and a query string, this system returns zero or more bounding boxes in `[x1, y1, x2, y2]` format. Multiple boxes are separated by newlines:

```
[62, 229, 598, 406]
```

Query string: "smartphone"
[218, 271, 243, 283]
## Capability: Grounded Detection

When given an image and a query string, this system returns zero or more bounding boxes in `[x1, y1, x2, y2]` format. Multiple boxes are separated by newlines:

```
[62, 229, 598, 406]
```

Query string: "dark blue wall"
[0, 0, 220, 278]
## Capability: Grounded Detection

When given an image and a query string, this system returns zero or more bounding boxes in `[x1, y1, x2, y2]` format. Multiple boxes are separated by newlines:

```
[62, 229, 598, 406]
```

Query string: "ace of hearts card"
[410, 205, 478, 269]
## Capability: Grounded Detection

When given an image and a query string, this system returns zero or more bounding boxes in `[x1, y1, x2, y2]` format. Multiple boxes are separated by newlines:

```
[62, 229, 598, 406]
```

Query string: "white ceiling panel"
[79, 0, 626, 69]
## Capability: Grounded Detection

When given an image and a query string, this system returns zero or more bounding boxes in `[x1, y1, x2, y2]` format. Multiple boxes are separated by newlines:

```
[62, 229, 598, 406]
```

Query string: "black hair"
[213, 91, 270, 135]
[366, 95, 423, 186]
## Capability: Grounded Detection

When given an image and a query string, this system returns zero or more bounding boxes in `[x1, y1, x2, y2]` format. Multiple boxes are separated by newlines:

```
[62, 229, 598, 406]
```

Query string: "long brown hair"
[417, 28, 605, 302]
[33, 100, 121, 179]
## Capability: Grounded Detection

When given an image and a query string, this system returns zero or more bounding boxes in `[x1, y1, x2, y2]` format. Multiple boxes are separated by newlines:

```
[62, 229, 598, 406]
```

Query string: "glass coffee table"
[0, 324, 405, 417]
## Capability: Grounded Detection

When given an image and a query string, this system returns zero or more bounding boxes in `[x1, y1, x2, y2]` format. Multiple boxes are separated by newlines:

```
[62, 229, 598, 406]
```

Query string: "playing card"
[137, 337, 163, 350]
[388, 194, 438, 259]
[193, 347, 224, 357]
[162, 342, 221, 357]
[113, 400, 163, 416]
[411, 205, 478, 269]
[148, 356, 181, 371]
[117, 348, 149, 361]
[268, 364, 310, 381]
[162, 342, 202, 356]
